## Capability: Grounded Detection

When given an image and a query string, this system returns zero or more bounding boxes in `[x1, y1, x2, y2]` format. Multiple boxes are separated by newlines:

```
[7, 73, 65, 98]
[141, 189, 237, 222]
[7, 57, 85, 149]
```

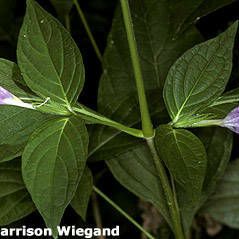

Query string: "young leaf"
[71, 167, 93, 220]
[22, 117, 88, 235]
[201, 159, 239, 229]
[17, 0, 84, 106]
[0, 159, 35, 226]
[155, 125, 207, 230]
[164, 22, 238, 123]
[106, 144, 171, 226]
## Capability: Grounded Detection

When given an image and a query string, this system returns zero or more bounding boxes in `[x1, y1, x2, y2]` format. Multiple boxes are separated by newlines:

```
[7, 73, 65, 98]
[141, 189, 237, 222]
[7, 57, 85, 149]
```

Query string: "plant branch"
[120, 0, 154, 138]
[73, 0, 103, 62]
[73, 105, 144, 138]
[93, 186, 155, 239]
[146, 138, 185, 239]
[92, 192, 105, 239]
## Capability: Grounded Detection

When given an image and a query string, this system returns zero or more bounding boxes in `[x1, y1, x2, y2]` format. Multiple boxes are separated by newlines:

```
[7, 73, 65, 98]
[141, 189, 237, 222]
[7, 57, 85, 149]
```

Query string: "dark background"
[2, 0, 239, 238]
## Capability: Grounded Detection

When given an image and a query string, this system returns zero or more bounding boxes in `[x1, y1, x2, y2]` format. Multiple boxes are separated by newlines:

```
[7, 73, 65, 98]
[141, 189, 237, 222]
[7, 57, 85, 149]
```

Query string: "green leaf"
[155, 125, 207, 230]
[22, 117, 88, 235]
[0, 159, 35, 225]
[198, 128, 233, 202]
[106, 144, 170, 226]
[201, 159, 239, 229]
[17, 0, 84, 106]
[0, 59, 27, 96]
[155, 125, 207, 195]
[0, 144, 23, 163]
[0, 106, 47, 146]
[171, 0, 236, 33]
[163, 22, 238, 123]
[99, 2, 202, 114]
[71, 167, 93, 220]
[50, 0, 73, 21]
[0, 58, 49, 161]
[201, 87, 239, 118]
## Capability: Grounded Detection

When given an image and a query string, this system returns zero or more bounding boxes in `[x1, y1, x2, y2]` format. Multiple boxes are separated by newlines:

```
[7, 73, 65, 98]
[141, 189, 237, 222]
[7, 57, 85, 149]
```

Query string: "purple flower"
[222, 106, 239, 134]
[0, 86, 34, 109]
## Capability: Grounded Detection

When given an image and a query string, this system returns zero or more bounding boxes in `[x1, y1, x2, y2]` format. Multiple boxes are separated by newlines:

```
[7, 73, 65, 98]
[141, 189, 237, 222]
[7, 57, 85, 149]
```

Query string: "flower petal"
[223, 106, 239, 133]
[0, 86, 34, 109]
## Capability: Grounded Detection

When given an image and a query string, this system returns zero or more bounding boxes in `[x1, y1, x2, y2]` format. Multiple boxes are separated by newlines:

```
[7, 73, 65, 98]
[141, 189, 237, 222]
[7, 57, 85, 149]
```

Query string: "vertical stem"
[120, 1, 185, 238]
[146, 139, 185, 239]
[120, 0, 154, 138]
[92, 192, 105, 239]
[93, 186, 155, 239]
[73, 0, 103, 62]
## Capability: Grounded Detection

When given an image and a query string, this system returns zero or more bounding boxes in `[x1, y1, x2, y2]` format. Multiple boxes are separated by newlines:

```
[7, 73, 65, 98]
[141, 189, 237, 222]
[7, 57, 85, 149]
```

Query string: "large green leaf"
[0, 159, 35, 225]
[106, 144, 170, 225]
[155, 125, 207, 230]
[98, 0, 236, 115]
[201, 159, 239, 229]
[71, 167, 93, 220]
[164, 22, 237, 124]
[22, 117, 88, 236]
[17, 0, 84, 106]
[99, 1, 202, 114]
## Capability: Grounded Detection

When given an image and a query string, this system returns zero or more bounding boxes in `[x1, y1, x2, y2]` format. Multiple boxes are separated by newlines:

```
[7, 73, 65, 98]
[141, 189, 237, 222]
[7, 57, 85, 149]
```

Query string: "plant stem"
[92, 192, 105, 239]
[73, 105, 144, 138]
[120, 0, 154, 138]
[73, 0, 103, 62]
[93, 186, 155, 239]
[65, 14, 71, 32]
[146, 138, 185, 239]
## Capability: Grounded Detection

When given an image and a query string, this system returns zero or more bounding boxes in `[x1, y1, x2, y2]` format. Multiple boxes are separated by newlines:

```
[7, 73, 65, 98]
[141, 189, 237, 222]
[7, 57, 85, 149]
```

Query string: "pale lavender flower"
[222, 106, 239, 134]
[0, 86, 34, 109]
